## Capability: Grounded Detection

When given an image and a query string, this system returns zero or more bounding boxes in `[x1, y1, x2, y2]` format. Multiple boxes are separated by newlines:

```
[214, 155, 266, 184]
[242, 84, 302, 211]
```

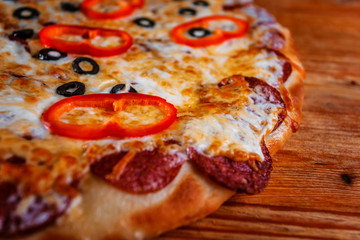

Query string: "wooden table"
[159, 0, 360, 239]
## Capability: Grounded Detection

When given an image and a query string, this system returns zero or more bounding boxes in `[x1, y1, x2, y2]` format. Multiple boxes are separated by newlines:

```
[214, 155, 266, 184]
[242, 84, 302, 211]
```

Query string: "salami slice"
[245, 76, 285, 106]
[256, 29, 286, 50]
[188, 141, 272, 194]
[241, 5, 276, 26]
[222, 0, 253, 10]
[0, 181, 70, 237]
[265, 49, 293, 83]
[245, 76, 287, 132]
[240, 5, 285, 51]
[90, 149, 186, 194]
[282, 61, 293, 83]
[188, 76, 286, 193]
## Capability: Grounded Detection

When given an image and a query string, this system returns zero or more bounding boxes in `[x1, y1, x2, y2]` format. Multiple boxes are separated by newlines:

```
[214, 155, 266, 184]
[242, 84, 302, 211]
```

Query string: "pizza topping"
[133, 17, 155, 28]
[188, 140, 272, 194]
[241, 5, 275, 26]
[80, 0, 145, 20]
[223, 0, 253, 11]
[42, 93, 177, 139]
[192, 0, 209, 7]
[282, 61, 292, 83]
[245, 76, 284, 105]
[188, 27, 212, 38]
[0, 181, 71, 237]
[13, 7, 39, 20]
[110, 84, 138, 94]
[10, 29, 34, 40]
[39, 24, 133, 57]
[37, 48, 68, 61]
[171, 15, 248, 47]
[178, 7, 197, 16]
[110, 84, 126, 93]
[0, 181, 20, 236]
[56, 81, 86, 97]
[272, 109, 286, 132]
[7, 36, 31, 53]
[128, 86, 138, 93]
[90, 149, 185, 193]
[72, 57, 100, 75]
[6, 155, 26, 164]
[43, 21, 57, 26]
[182, 75, 286, 162]
[60, 2, 80, 12]
[256, 28, 285, 50]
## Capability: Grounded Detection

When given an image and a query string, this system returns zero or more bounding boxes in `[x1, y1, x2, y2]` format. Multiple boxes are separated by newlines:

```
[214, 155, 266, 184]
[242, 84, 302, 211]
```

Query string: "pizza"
[0, 0, 305, 239]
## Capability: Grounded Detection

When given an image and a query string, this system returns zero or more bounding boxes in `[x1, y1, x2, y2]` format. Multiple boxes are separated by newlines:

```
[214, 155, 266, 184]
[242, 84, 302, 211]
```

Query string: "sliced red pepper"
[81, 0, 145, 20]
[171, 15, 249, 47]
[42, 93, 177, 140]
[39, 24, 133, 57]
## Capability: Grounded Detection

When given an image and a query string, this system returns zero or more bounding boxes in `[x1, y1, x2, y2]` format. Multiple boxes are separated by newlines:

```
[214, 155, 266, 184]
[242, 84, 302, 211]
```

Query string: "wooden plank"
[158, 0, 360, 239]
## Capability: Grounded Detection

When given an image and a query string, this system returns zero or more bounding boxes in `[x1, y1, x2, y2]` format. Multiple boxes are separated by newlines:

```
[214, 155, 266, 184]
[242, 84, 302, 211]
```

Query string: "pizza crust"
[18, 163, 233, 240]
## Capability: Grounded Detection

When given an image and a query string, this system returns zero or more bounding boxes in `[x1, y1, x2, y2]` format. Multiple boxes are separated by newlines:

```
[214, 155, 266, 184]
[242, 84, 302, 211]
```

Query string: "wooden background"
[159, 0, 360, 239]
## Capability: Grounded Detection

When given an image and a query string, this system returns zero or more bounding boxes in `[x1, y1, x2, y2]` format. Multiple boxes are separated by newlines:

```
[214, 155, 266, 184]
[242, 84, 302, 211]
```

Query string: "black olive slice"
[193, 0, 209, 7]
[43, 21, 57, 26]
[13, 7, 39, 20]
[72, 57, 99, 75]
[188, 27, 212, 38]
[178, 8, 197, 16]
[60, 2, 80, 12]
[133, 17, 155, 28]
[38, 48, 67, 61]
[128, 86, 138, 93]
[10, 29, 34, 40]
[56, 81, 85, 97]
[110, 84, 125, 93]
[110, 84, 138, 94]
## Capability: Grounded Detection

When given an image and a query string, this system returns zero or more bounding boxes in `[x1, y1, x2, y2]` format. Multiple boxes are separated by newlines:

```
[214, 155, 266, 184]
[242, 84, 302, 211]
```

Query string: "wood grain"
[158, 0, 360, 239]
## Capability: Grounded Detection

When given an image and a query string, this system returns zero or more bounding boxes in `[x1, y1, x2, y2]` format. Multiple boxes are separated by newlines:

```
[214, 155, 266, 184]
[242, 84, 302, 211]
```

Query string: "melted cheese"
[0, 39, 32, 65]
[0, 0, 288, 197]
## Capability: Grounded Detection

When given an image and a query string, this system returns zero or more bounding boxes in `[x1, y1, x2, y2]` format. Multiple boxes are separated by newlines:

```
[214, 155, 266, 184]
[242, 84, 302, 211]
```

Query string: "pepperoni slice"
[241, 5, 276, 26]
[282, 61, 293, 83]
[245, 76, 287, 132]
[256, 29, 285, 50]
[245, 76, 285, 106]
[264, 49, 293, 83]
[188, 141, 272, 194]
[90, 149, 186, 194]
[222, 0, 253, 10]
[189, 76, 286, 193]
[0, 181, 71, 237]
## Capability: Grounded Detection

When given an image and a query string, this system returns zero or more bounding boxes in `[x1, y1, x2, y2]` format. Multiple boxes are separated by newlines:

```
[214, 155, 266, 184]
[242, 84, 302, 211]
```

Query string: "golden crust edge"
[127, 164, 234, 239]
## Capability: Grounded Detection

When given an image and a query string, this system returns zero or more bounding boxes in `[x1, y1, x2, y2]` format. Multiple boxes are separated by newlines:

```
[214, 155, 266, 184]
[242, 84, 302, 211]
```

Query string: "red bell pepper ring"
[42, 93, 177, 140]
[171, 15, 249, 47]
[39, 24, 133, 57]
[81, 0, 145, 20]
